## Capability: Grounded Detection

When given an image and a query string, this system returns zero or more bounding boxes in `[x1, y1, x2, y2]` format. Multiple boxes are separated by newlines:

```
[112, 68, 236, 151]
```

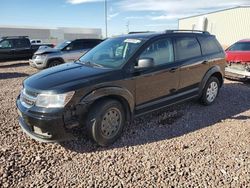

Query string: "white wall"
[179, 7, 250, 47]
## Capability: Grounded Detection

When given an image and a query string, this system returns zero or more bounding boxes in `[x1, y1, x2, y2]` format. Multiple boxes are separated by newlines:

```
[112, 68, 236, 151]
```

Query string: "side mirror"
[135, 58, 154, 69]
[66, 46, 72, 51]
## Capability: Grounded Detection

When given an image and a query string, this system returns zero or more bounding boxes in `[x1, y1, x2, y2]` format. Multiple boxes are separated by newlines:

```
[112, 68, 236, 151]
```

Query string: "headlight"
[36, 55, 47, 60]
[35, 91, 75, 108]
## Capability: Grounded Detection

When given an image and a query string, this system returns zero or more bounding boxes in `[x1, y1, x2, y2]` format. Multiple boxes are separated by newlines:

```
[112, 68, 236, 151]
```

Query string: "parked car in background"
[17, 30, 226, 146]
[0, 36, 54, 61]
[30, 39, 42, 44]
[29, 39, 103, 69]
[225, 39, 250, 80]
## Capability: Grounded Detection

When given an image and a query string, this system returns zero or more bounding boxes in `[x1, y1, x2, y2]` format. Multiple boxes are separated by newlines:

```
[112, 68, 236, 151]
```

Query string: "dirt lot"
[0, 61, 249, 188]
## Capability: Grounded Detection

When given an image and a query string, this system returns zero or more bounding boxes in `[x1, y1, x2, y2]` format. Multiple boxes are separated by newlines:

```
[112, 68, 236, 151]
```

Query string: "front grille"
[20, 89, 37, 108]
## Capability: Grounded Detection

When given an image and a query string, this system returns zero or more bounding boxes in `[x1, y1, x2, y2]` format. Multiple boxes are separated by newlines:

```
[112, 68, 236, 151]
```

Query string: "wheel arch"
[199, 65, 224, 96]
[80, 87, 135, 122]
[47, 57, 65, 67]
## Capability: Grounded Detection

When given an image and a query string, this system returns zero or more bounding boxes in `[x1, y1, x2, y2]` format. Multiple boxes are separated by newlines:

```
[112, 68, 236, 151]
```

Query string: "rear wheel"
[200, 77, 220, 105]
[48, 60, 62, 68]
[86, 99, 125, 146]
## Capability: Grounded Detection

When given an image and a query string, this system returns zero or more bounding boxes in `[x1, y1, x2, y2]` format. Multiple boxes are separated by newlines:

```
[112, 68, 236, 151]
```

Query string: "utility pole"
[126, 21, 130, 33]
[104, 0, 108, 38]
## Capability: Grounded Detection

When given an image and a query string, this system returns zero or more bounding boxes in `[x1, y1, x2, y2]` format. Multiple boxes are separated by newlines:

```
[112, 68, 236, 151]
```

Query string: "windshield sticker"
[124, 39, 141, 44]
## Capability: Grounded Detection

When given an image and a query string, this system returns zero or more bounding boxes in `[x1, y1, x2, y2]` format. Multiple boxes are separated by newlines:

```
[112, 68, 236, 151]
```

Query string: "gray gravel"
[0, 60, 249, 188]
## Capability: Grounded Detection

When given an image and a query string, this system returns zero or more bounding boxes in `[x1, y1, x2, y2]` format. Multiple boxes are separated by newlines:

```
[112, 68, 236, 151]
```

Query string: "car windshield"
[78, 37, 145, 68]
[55, 41, 71, 50]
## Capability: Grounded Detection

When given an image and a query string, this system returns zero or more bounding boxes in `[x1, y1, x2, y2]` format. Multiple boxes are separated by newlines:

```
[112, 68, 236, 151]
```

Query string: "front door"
[0, 39, 14, 61]
[133, 38, 180, 107]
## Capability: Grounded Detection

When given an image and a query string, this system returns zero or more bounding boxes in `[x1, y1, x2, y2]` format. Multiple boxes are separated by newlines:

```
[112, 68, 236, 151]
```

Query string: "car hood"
[226, 51, 250, 63]
[24, 63, 114, 92]
[34, 47, 60, 55]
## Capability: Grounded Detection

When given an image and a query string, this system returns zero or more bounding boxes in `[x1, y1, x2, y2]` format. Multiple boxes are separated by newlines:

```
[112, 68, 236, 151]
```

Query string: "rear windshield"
[228, 42, 250, 51]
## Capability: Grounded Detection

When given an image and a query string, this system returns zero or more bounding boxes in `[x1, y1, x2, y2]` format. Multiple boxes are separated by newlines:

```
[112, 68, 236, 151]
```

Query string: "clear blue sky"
[0, 0, 249, 37]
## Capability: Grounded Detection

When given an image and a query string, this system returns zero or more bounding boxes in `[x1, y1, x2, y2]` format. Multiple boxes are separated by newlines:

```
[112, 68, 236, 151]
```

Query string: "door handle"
[169, 67, 178, 73]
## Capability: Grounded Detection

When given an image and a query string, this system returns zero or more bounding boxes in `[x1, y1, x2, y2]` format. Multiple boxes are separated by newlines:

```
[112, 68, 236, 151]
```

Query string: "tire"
[200, 76, 220, 106]
[48, 60, 62, 68]
[86, 99, 125, 146]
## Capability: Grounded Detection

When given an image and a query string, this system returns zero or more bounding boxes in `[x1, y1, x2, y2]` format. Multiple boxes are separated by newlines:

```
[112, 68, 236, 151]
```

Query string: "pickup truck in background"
[0, 36, 54, 61]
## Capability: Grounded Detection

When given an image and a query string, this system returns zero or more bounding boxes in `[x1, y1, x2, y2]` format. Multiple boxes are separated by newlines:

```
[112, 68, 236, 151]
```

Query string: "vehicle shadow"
[0, 61, 29, 68]
[61, 82, 250, 153]
[0, 72, 29, 79]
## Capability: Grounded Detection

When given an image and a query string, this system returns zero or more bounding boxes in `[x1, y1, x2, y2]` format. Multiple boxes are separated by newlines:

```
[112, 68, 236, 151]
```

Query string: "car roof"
[238, 39, 250, 42]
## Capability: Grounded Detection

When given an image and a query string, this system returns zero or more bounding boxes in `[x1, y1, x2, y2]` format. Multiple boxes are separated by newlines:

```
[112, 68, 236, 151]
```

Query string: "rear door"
[174, 36, 208, 91]
[13, 38, 32, 59]
[0, 39, 14, 60]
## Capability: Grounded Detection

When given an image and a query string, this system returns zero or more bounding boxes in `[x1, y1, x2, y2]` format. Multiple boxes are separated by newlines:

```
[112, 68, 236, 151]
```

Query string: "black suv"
[16, 30, 226, 146]
[0, 36, 53, 61]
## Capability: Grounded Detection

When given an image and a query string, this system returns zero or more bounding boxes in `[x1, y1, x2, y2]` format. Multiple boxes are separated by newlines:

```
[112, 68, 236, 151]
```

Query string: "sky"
[0, 0, 249, 37]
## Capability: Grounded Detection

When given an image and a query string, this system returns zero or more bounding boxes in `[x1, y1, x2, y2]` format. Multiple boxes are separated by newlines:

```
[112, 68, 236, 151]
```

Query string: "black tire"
[48, 60, 62, 68]
[200, 76, 220, 106]
[86, 99, 125, 146]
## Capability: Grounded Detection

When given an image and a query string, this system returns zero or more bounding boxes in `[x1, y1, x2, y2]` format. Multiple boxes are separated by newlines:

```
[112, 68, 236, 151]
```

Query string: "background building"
[178, 6, 250, 48]
[0, 25, 102, 44]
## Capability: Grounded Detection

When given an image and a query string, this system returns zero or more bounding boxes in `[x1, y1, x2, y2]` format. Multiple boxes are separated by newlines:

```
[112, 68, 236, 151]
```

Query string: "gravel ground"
[0, 60, 249, 188]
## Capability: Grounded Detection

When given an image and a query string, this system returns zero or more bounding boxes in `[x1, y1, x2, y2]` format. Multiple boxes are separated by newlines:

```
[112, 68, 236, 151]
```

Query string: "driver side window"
[0, 40, 13, 49]
[139, 38, 174, 66]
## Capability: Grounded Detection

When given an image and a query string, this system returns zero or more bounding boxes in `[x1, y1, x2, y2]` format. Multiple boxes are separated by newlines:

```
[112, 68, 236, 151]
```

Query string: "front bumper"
[29, 59, 46, 69]
[16, 98, 75, 142]
[225, 66, 250, 80]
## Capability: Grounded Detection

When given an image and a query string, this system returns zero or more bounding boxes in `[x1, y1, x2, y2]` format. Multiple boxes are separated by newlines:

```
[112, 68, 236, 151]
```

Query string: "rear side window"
[174, 37, 201, 61]
[70, 40, 100, 50]
[198, 36, 221, 55]
[139, 38, 174, 66]
[14, 39, 30, 48]
[228, 42, 250, 51]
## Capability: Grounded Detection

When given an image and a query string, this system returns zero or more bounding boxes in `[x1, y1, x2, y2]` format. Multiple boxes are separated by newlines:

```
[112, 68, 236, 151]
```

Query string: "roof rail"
[128, 31, 153, 34]
[165, 30, 210, 34]
[2, 36, 29, 39]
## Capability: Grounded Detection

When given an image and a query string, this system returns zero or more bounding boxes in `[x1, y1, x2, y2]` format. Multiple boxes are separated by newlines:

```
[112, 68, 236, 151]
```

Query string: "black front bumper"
[16, 99, 75, 142]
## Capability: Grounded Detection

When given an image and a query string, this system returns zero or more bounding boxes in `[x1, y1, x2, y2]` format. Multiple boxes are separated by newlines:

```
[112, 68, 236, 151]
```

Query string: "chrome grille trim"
[20, 89, 37, 108]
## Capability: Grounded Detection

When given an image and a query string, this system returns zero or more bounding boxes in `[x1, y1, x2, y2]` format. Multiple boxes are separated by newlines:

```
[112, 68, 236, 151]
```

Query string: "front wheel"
[86, 99, 125, 146]
[200, 77, 220, 105]
[48, 60, 62, 68]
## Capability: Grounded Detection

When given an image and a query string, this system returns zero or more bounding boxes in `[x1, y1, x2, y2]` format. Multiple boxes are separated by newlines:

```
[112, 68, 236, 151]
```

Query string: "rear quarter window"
[198, 36, 222, 55]
[174, 37, 202, 61]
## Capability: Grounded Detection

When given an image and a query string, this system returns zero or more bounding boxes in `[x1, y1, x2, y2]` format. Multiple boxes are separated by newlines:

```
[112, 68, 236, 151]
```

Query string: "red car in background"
[225, 39, 250, 80]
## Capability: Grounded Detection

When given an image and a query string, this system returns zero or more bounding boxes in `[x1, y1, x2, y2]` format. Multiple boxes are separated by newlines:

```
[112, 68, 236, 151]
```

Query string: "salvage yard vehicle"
[0, 36, 54, 61]
[29, 39, 103, 69]
[16, 30, 226, 146]
[225, 39, 250, 80]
